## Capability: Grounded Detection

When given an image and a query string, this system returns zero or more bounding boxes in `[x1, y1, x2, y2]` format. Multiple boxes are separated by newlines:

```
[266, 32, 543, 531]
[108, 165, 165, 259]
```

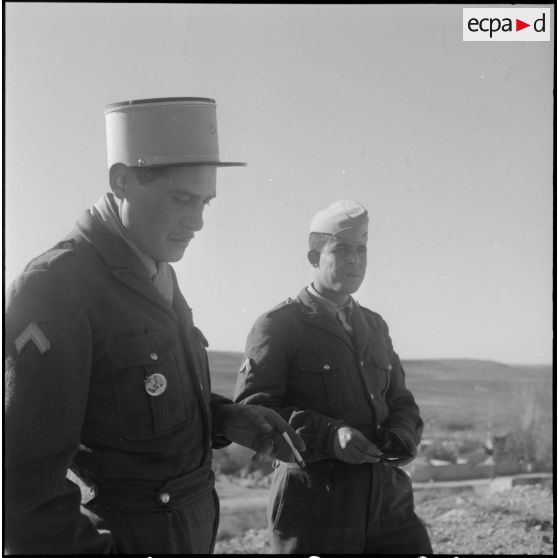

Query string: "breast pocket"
[107, 331, 189, 440]
[295, 358, 359, 416]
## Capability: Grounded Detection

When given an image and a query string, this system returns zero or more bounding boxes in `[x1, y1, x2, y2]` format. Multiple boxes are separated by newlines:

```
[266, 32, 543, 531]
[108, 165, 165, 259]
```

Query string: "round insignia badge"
[145, 373, 167, 397]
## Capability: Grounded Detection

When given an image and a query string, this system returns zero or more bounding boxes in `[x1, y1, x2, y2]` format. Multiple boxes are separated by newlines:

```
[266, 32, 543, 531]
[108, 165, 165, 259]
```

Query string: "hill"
[207, 351, 245, 395]
[208, 352, 553, 430]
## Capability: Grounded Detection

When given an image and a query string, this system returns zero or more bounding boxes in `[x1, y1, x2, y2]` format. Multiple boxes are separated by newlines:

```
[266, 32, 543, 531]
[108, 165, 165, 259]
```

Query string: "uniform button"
[370, 393, 375, 400]
[159, 492, 170, 504]
[150, 352, 158, 361]
[360, 360, 365, 366]
[323, 364, 331, 371]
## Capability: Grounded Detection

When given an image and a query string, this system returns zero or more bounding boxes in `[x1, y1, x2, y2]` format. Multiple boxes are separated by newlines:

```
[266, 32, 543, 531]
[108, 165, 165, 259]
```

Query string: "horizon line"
[206, 349, 552, 368]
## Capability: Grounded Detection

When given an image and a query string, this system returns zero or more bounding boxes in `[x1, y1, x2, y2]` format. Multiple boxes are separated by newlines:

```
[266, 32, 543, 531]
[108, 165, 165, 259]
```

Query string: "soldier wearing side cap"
[5, 97, 305, 554]
[234, 200, 433, 554]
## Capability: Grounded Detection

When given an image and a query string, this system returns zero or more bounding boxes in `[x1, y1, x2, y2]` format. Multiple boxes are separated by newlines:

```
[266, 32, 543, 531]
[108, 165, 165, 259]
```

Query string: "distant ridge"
[209, 351, 549, 373]
[403, 358, 512, 368]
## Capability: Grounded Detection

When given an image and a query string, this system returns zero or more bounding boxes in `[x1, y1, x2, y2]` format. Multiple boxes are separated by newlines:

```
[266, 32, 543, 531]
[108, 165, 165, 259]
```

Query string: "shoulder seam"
[359, 304, 380, 317]
[23, 243, 78, 274]
[267, 297, 297, 314]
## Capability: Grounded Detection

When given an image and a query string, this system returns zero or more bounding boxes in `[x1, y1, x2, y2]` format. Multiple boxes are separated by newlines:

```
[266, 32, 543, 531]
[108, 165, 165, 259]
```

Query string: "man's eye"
[173, 196, 191, 204]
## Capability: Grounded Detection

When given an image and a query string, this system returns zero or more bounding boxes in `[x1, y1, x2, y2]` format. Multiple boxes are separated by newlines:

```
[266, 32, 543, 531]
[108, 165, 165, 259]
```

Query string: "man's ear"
[307, 250, 320, 268]
[109, 163, 129, 199]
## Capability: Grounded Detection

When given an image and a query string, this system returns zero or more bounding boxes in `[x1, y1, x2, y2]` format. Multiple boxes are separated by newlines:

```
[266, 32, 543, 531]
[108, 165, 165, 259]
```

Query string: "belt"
[79, 467, 215, 513]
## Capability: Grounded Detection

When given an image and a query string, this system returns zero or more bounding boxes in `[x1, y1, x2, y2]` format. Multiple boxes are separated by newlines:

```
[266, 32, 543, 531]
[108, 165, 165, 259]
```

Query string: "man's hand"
[380, 429, 415, 466]
[333, 426, 383, 464]
[213, 403, 306, 463]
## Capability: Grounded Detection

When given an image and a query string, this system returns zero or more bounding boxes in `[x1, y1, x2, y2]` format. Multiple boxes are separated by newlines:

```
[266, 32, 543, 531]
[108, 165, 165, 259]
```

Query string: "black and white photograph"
[4, 3, 554, 555]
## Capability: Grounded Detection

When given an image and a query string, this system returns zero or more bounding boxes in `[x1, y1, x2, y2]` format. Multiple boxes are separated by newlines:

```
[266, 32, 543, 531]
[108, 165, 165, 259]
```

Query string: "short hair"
[309, 232, 334, 252]
[128, 165, 170, 185]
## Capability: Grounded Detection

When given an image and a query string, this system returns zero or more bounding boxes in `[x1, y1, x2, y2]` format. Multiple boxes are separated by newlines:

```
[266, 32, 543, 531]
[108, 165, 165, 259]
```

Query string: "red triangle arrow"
[516, 19, 530, 31]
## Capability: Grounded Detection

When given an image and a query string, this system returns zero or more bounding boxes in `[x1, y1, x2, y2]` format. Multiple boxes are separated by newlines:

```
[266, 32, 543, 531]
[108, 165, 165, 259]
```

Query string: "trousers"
[80, 468, 219, 554]
[269, 460, 432, 554]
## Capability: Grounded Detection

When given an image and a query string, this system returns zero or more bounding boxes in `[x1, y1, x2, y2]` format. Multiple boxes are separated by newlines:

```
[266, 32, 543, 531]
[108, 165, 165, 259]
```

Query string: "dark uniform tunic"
[234, 287, 433, 554]
[5, 208, 230, 554]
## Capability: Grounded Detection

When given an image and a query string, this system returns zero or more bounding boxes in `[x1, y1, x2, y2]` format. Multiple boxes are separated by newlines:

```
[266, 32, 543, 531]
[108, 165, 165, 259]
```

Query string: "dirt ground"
[214, 482, 554, 554]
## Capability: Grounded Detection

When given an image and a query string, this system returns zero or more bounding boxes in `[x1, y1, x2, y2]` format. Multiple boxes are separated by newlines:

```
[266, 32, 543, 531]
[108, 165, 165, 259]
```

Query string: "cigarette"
[281, 431, 306, 468]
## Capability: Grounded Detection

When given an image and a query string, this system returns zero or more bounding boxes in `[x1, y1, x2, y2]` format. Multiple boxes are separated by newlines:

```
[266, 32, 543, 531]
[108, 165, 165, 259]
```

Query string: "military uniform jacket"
[5, 208, 229, 554]
[234, 288, 423, 461]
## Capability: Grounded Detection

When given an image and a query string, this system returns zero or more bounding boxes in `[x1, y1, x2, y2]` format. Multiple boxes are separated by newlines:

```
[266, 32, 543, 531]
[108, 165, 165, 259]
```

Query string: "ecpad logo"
[469, 14, 545, 37]
[463, 8, 550, 41]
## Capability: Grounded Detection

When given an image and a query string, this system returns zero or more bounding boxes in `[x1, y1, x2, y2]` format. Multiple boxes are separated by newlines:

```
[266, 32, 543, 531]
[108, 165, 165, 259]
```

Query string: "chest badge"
[145, 373, 167, 396]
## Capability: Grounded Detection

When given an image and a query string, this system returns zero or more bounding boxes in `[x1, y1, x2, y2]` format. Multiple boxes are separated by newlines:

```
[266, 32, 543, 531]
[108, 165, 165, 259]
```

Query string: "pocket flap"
[371, 350, 392, 371]
[297, 358, 342, 374]
[107, 331, 175, 368]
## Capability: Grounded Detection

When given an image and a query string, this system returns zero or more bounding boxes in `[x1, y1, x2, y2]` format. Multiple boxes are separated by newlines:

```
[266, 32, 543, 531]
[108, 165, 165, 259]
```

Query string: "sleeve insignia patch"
[14, 322, 51, 355]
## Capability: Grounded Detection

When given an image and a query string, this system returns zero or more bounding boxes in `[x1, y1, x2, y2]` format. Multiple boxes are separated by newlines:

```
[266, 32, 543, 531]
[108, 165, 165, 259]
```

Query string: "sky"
[5, 3, 554, 365]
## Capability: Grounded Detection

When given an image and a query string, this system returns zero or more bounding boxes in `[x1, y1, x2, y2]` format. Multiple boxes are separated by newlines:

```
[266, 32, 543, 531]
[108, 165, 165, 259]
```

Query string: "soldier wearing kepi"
[234, 200, 433, 554]
[5, 97, 305, 554]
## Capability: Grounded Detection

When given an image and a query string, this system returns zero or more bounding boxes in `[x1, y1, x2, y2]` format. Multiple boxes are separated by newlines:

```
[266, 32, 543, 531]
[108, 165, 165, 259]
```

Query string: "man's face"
[118, 165, 217, 262]
[314, 236, 368, 295]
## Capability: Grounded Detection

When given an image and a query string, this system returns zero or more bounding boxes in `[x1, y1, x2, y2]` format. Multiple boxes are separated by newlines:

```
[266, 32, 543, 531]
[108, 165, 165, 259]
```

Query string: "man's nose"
[346, 248, 358, 263]
[181, 200, 205, 231]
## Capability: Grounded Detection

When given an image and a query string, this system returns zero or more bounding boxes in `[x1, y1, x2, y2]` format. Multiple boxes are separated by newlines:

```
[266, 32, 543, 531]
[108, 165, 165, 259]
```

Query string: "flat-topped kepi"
[104, 97, 246, 168]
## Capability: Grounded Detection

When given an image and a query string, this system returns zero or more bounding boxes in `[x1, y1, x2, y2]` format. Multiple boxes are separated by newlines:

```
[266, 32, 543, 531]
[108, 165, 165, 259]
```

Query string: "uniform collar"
[89, 194, 174, 307]
[91, 193, 159, 278]
[294, 287, 353, 348]
[70, 208, 179, 315]
[72, 205, 149, 277]
[306, 283, 354, 319]
[296, 286, 389, 364]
